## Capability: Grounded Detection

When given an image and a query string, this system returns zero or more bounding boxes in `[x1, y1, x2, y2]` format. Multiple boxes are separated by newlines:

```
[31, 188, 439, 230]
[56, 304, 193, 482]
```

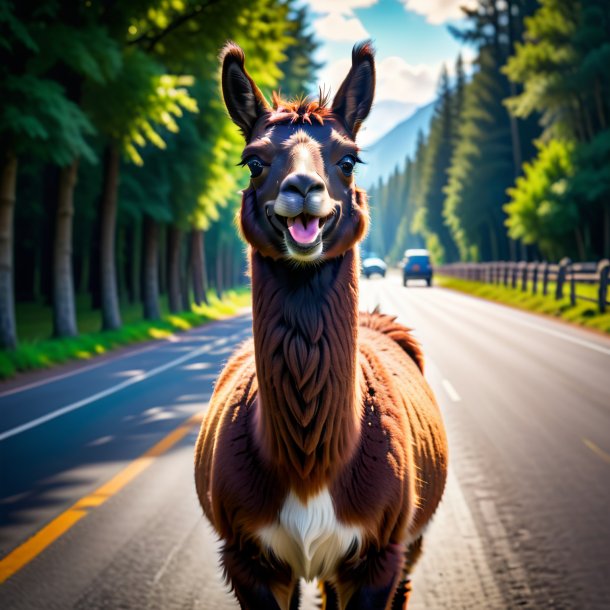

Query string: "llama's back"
[358, 310, 448, 538]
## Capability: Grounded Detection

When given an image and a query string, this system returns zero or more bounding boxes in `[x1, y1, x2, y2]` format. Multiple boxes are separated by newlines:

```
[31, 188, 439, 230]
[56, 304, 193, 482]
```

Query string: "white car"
[362, 257, 387, 278]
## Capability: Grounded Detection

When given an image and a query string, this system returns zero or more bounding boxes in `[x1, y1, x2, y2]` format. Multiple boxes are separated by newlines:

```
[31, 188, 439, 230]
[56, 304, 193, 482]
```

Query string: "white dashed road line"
[441, 379, 461, 403]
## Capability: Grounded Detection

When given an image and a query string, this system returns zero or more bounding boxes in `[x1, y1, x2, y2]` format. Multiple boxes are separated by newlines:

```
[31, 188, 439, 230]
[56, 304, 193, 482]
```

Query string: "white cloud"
[376, 56, 441, 105]
[401, 0, 478, 25]
[306, 0, 377, 12]
[306, 0, 374, 43]
[319, 55, 442, 106]
[313, 12, 370, 42]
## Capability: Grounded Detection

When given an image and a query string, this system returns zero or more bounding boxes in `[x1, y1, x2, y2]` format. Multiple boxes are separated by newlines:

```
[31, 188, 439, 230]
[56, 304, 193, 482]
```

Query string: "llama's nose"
[276, 172, 327, 217]
[280, 172, 325, 198]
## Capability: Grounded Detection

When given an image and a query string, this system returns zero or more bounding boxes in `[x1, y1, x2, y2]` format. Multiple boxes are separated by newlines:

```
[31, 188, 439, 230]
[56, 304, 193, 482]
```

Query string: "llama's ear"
[332, 41, 375, 137]
[221, 42, 270, 140]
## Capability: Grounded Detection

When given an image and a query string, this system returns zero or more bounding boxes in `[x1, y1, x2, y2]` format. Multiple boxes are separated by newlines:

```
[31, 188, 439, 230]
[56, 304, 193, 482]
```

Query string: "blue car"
[402, 249, 433, 286]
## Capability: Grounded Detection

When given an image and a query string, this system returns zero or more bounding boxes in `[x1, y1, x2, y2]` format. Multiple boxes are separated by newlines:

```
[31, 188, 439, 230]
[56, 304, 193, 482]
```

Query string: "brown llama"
[194, 41, 448, 610]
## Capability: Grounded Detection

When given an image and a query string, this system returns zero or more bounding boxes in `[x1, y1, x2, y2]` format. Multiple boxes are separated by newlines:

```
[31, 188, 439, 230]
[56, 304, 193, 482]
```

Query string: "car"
[402, 248, 433, 286]
[362, 256, 387, 278]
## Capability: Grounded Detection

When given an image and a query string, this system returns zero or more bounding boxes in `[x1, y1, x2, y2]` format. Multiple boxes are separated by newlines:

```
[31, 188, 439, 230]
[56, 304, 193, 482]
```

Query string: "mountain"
[357, 100, 418, 148]
[357, 101, 436, 189]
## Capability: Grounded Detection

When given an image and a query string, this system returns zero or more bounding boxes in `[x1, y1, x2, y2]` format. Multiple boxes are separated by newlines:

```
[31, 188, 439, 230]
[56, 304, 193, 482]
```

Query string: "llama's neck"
[251, 249, 362, 498]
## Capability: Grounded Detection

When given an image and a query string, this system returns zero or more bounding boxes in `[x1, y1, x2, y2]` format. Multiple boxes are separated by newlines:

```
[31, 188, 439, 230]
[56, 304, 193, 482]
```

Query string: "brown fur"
[195, 41, 448, 610]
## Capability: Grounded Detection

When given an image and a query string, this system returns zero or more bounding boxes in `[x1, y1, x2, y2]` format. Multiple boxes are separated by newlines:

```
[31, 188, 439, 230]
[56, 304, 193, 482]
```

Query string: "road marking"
[0, 313, 249, 399]
[0, 335, 228, 442]
[0, 341, 162, 399]
[442, 379, 461, 402]
[438, 288, 610, 357]
[583, 438, 610, 465]
[0, 412, 203, 584]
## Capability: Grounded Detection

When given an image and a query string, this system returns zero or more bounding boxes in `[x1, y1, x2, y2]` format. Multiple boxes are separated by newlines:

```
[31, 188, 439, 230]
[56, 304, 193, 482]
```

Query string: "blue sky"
[303, 0, 476, 144]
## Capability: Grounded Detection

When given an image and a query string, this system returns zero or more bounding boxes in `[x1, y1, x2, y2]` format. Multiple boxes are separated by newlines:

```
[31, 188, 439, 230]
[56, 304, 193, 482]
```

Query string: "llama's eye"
[338, 155, 356, 177]
[244, 156, 266, 178]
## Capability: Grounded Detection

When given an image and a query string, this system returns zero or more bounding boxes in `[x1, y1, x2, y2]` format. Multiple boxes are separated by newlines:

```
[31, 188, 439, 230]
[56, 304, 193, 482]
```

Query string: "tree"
[31, 7, 121, 337]
[415, 66, 459, 263]
[505, 139, 580, 260]
[442, 0, 541, 261]
[86, 48, 197, 329]
[505, 0, 610, 258]
[0, 0, 97, 347]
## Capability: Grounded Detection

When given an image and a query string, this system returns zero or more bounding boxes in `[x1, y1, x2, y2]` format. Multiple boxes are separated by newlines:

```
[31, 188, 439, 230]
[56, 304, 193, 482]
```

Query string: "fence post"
[521, 262, 528, 292]
[503, 263, 509, 286]
[531, 263, 539, 295]
[570, 265, 576, 306]
[512, 262, 519, 289]
[598, 259, 610, 313]
[542, 262, 549, 296]
[556, 257, 571, 300]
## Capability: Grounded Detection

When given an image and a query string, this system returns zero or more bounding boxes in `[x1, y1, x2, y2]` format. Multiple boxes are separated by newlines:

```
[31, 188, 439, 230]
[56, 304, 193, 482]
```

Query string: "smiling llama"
[194, 41, 448, 610]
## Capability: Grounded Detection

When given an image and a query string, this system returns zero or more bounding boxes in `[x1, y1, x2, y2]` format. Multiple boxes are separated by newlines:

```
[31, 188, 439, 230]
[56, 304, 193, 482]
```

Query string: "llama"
[194, 41, 448, 610]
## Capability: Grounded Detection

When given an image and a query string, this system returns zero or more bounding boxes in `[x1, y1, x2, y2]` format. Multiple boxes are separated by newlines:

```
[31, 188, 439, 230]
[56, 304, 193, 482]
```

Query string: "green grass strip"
[0, 290, 251, 381]
[435, 275, 610, 335]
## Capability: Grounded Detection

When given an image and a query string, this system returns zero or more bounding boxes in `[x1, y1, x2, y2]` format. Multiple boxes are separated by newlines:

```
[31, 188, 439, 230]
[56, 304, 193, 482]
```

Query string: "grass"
[435, 275, 610, 335]
[0, 289, 251, 381]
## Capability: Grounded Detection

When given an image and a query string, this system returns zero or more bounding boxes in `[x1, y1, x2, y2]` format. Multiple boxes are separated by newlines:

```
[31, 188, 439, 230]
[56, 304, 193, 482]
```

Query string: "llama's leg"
[222, 540, 294, 610]
[391, 536, 424, 610]
[337, 543, 405, 610]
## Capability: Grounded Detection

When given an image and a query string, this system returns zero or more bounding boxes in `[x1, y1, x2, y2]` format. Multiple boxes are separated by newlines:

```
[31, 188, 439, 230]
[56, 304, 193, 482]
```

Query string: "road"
[1, 274, 610, 609]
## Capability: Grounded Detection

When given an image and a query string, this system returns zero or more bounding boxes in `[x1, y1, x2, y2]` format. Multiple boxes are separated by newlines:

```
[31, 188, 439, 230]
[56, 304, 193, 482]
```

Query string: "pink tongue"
[288, 217, 320, 244]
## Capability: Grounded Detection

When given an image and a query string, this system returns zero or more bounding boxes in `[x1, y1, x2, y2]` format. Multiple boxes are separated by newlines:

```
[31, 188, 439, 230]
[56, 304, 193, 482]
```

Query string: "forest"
[0, 0, 319, 350]
[366, 0, 610, 267]
[2, 0, 609, 355]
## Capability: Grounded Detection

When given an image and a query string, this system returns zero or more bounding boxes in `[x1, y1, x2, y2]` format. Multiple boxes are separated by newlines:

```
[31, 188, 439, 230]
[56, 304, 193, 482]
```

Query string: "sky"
[303, 0, 477, 145]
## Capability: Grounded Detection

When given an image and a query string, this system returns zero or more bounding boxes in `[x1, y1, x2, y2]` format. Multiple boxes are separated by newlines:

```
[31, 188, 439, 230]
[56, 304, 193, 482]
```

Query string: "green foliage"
[504, 0, 610, 258]
[0, 4, 94, 162]
[444, 48, 515, 261]
[277, 4, 322, 98]
[505, 139, 577, 259]
[1, 74, 96, 163]
[414, 66, 459, 263]
[85, 48, 197, 165]
[505, 0, 610, 142]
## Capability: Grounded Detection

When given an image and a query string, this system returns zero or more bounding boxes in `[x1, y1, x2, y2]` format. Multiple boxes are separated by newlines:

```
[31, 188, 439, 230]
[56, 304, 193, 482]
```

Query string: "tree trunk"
[129, 218, 141, 304]
[181, 235, 190, 311]
[99, 144, 122, 330]
[190, 229, 208, 305]
[200, 230, 209, 303]
[142, 215, 161, 320]
[117, 224, 128, 306]
[574, 227, 586, 261]
[41, 165, 59, 305]
[594, 78, 607, 130]
[0, 152, 18, 349]
[167, 225, 182, 313]
[159, 225, 167, 296]
[53, 158, 79, 337]
[215, 238, 224, 299]
[602, 201, 610, 258]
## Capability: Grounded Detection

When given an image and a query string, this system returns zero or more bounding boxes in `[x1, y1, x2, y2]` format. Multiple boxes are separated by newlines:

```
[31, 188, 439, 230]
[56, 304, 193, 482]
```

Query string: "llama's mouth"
[286, 214, 324, 245]
[265, 205, 339, 254]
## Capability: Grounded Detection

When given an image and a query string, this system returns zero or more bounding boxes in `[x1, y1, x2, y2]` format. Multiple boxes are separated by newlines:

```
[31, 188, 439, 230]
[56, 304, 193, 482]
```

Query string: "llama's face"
[221, 42, 375, 263]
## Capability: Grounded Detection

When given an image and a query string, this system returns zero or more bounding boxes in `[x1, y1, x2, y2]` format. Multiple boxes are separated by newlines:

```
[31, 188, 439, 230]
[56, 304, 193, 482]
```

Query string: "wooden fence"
[438, 258, 610, 314]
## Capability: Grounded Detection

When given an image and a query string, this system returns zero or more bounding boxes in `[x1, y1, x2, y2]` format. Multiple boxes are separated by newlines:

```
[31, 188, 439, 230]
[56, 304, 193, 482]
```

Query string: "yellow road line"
[0, 412, 203, 584]
[583, 438, 610, 465]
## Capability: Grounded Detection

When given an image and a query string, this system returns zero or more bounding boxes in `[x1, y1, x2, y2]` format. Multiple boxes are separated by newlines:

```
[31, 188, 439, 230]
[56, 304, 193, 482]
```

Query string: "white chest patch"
[257, 489, 363, 581]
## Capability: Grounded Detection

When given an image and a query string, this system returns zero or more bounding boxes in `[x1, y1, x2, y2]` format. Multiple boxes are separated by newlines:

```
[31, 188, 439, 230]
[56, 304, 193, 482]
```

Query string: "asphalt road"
[1, 274, 609, 609]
